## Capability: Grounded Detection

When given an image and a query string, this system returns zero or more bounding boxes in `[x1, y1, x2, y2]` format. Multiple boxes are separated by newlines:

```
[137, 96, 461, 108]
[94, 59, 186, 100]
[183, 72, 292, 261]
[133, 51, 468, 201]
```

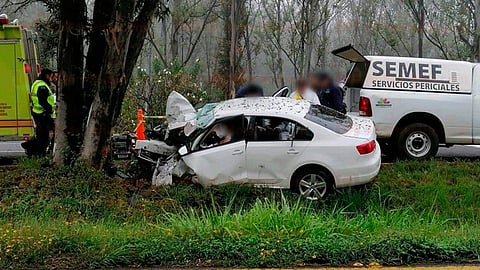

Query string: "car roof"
[213, 97, 311, 119]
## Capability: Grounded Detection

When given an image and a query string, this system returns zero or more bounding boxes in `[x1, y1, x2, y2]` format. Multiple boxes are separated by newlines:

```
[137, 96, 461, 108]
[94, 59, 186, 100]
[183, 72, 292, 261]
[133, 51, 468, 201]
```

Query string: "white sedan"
[171, 95, 381, 200]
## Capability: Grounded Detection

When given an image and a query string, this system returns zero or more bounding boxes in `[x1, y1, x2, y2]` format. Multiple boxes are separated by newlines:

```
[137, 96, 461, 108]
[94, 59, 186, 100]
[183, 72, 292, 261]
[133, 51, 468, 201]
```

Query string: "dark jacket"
[235, 84, 264, 98]
[317, 84, 346, 113]
[36, 85, 53, 115]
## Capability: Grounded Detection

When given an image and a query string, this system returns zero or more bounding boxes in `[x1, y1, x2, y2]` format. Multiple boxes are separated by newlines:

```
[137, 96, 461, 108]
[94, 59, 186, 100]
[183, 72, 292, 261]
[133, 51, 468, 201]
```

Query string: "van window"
[305, 105, 353, 134]
[346, 62, 370, 88]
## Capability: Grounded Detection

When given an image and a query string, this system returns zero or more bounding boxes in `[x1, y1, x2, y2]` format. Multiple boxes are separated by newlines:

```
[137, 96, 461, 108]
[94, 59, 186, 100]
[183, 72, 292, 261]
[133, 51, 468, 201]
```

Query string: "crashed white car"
[171, 94, 381, 200]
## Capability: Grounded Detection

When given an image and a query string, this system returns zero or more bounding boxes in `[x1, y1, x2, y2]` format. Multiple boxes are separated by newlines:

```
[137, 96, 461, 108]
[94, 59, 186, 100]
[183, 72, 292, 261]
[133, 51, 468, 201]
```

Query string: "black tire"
[396, 123, 439, 160]
[291, 167, 334, 200]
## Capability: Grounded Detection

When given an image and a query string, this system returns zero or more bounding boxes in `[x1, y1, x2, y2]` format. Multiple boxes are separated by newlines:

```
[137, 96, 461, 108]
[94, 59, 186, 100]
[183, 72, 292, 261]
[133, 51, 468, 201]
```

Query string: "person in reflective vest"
[24, 68, 56, 156]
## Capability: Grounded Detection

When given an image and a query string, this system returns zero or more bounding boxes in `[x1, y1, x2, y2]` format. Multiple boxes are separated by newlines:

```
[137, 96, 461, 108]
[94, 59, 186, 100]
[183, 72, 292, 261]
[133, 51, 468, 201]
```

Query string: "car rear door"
[245, 116, 313, 185]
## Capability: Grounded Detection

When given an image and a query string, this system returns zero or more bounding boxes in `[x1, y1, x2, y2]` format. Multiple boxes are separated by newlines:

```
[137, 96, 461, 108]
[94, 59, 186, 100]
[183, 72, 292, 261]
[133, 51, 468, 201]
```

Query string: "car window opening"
[249, 116, 313, 142]
[305, 105, 353, 134]
[197, 116, 246, 150]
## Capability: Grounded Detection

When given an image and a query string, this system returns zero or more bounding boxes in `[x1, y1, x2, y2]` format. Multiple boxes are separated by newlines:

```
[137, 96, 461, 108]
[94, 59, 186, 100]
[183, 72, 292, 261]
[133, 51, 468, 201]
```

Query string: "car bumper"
[335, 144, 381, 188]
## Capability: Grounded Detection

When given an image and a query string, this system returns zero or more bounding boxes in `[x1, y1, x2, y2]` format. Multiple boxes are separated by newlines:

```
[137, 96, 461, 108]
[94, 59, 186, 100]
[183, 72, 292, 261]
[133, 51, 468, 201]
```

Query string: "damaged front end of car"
[134, 91, 217, 185]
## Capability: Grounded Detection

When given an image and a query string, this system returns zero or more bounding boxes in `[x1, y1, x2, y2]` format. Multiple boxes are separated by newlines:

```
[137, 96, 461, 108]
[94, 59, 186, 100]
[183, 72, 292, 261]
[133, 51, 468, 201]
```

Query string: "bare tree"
[403, 0, 425, 57]
[215, 0, 246, 99]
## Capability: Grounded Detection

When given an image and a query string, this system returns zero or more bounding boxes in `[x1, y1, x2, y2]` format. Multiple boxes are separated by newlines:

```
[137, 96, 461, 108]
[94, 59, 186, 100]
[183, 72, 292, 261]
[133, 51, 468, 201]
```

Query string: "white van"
[333, 45, 480, 160]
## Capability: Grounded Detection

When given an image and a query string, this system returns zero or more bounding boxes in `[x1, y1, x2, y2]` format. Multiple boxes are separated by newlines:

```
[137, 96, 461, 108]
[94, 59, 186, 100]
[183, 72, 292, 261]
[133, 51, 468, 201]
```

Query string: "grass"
[0, 159, 480, 268]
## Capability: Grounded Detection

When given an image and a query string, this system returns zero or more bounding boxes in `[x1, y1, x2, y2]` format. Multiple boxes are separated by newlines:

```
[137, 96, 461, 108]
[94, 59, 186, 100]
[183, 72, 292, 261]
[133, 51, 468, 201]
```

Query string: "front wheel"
[396, 123, 439, 160]
[291, 168, 334, 200]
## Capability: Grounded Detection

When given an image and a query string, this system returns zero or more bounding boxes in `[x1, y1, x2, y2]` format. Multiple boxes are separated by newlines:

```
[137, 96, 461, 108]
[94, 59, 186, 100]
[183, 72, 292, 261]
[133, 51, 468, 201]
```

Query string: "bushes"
[116, 62, 221, 132]
[1, 160, 480, 268]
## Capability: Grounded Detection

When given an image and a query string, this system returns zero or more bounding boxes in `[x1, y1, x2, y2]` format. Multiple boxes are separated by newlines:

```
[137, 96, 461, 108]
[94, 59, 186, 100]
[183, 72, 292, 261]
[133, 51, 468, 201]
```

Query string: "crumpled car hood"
[166, 91, 197, 132]
[166, 91, 217, 136]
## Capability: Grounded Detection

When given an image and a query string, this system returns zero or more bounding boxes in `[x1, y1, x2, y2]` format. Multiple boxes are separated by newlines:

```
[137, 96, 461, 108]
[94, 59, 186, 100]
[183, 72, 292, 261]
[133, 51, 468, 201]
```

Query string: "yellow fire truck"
[0, 14, 39, 141]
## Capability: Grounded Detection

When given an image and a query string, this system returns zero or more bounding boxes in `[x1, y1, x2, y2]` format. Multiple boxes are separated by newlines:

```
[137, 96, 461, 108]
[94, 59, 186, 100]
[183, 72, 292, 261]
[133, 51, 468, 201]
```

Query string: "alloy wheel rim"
[299, 173, 327, 200]
[405, 131, 431, 158]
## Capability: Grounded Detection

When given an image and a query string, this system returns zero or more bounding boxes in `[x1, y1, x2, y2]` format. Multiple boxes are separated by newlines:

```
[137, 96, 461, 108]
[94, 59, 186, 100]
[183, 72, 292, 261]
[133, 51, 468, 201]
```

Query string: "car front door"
[245, 116, 313, 185]
[181, 116, 248, 186]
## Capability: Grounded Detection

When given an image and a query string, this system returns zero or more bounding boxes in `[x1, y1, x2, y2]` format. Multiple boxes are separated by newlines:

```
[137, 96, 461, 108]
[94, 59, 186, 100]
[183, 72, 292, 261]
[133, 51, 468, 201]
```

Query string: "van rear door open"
[332, 45, 370, 88]
[332, 45, 370, 112]
[332, 45, 368, 63]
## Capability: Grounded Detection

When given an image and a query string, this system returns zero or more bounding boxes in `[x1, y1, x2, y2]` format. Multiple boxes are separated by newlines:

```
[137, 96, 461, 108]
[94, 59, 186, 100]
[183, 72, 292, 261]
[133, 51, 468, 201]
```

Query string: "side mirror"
[178, 146, 189, 156]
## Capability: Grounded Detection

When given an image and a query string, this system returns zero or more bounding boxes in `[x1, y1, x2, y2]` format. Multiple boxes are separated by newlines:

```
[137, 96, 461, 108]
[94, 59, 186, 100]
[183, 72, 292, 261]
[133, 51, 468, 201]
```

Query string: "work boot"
[21, 140, 35, 157]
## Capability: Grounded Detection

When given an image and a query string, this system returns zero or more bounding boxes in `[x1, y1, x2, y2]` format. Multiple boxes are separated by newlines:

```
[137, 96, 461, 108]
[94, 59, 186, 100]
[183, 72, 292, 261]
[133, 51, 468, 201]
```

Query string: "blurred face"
[245, 92, 259, 97]
[52, 73, 58, 84]
[44, 73, 53, 83]
[310, 76, 321, 90]
[296, 83, 308, 94]
[319, 78, 330, 89]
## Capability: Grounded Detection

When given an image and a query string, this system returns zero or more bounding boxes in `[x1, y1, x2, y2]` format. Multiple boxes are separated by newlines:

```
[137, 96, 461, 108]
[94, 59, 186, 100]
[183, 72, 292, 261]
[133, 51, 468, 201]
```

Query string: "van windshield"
[305, 105, 353, 134]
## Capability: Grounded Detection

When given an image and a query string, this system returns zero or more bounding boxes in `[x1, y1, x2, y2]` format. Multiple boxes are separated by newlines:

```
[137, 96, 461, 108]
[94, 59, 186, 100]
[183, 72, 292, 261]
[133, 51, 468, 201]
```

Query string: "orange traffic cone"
[136, 108, 146, 140]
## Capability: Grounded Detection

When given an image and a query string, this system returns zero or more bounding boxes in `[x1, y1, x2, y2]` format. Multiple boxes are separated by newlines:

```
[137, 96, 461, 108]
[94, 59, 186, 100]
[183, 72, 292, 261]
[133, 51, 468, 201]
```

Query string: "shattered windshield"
[196, 103, 218, 129]
[305, 105, 353, 134]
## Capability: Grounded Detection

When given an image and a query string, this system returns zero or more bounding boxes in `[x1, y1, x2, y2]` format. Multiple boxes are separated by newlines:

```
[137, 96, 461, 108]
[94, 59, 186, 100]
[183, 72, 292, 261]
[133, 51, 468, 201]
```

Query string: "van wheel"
[291, 167, 334, 200]
[396, 123, 439, 160]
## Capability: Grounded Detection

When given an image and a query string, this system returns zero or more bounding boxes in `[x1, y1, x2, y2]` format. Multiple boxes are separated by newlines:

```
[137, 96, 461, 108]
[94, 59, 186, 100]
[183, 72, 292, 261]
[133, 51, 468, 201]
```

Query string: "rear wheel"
[396, 123, 439, 160]
[291, 167, 334, 200]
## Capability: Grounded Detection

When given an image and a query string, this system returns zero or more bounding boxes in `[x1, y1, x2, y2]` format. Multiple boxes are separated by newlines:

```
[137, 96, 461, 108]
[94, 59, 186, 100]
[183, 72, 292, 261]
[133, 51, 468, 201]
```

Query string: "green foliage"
[34, 18, 59, 68]
[116, 61, 222, 132]
[1, 160, 480, 268]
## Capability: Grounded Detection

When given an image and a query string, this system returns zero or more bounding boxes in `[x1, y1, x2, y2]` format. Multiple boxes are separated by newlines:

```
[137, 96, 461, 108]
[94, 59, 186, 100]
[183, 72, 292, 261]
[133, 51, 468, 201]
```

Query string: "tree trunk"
[54, 0, 86, 165]
[418, 0, 424, 58]
[276, 0, 284, 86]
[171, 0, 181, 61]
[215, 0, 245, 99]
[80, 0, 161, 168]
[229, 0, 238, 97]
[476, 0, 480, 61]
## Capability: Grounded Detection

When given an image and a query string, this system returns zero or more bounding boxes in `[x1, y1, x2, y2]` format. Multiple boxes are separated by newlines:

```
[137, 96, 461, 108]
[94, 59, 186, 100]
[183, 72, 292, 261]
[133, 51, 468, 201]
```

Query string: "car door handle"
[287, 149, 299, 155]
[232, 149, 244, 155]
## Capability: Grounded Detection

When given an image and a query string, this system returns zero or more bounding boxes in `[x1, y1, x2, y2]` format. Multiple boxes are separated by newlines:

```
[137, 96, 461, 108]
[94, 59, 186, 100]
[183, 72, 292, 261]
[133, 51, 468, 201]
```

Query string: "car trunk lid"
[343, 116, 376, 142]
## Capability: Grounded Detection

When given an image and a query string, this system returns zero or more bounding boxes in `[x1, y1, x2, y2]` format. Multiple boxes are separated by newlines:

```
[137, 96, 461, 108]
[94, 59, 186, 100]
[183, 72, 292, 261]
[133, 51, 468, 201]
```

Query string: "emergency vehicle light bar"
[0, 14, 9, 25]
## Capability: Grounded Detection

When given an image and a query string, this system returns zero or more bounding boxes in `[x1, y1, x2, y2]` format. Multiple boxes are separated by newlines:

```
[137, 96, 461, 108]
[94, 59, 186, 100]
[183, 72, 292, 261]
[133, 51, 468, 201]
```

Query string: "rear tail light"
[356, 140, 376, 155]
[359, 96, 372, 117]
[36, 64, 41, 74]
[23, 135, 30, 141]
[24, 63, 31, 74]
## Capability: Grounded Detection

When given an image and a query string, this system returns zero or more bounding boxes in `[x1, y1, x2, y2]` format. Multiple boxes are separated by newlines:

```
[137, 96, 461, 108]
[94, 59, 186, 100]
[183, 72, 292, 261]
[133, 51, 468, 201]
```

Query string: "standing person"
[311, 72, 346, 113]
[25, 68, 56, 156]
[50, 71, 59, 96]
[235, 83, 264, 98]
[290, 78, 320, 105]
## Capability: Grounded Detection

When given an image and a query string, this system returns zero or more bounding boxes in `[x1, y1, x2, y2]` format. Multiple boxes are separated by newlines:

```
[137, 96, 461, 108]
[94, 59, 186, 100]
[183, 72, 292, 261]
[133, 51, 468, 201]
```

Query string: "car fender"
[288, 160, 337, 184]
